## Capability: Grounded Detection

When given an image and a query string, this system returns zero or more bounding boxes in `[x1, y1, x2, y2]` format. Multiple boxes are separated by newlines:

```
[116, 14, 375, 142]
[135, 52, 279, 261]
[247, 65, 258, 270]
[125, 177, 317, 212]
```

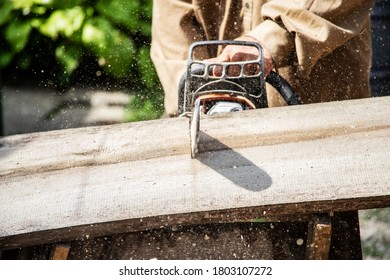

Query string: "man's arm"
[151, 0, 203, 116]
[248, 0, 376, 76]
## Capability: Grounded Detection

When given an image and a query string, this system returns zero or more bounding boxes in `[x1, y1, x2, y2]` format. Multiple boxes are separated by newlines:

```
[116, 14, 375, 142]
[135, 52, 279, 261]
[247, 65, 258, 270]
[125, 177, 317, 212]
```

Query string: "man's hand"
[208, 36, 274, 77]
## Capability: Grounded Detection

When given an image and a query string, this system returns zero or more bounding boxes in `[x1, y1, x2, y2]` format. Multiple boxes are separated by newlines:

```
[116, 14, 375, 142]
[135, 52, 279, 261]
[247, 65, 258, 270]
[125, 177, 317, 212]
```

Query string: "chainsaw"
[178, 40, 301, 158]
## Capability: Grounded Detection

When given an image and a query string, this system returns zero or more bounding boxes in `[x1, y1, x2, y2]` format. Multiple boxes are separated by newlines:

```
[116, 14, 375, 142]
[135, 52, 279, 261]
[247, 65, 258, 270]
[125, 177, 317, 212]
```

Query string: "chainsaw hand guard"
[178, 40, 268, 115]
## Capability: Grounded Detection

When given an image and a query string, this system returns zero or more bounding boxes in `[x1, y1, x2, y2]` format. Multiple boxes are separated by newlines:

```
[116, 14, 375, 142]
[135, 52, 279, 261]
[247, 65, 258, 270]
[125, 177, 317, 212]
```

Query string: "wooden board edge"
[1, 196, 390, 250]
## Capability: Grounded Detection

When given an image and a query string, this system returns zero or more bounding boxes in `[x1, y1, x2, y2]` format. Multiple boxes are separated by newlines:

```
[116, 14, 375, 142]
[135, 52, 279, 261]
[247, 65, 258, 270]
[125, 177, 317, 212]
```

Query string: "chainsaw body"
[178, 40, 300, 158]
[178, 40, 268, 116]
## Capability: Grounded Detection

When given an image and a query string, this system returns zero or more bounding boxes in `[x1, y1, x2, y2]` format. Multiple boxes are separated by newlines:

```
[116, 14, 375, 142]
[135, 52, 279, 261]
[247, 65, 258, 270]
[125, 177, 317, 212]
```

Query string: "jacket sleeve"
[151, 0, 204, 115]
[151, 0, 205, 61]
[247, 0, 375, 76]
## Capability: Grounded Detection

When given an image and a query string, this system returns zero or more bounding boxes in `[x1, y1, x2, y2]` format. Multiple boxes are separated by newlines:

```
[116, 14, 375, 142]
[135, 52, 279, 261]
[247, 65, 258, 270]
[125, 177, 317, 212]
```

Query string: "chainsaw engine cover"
[207, 101, 243, 115]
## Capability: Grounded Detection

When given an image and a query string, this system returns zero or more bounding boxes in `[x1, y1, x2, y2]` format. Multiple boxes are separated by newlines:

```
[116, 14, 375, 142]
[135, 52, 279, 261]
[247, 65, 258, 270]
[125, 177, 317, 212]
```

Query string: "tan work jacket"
[151, 0, 375, 116]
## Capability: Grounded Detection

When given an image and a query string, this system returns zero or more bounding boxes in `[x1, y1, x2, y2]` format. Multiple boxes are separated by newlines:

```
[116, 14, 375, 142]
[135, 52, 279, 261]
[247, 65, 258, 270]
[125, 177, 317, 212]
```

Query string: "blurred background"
[0, 0, 389, 259]
[0, 0, 164, 136]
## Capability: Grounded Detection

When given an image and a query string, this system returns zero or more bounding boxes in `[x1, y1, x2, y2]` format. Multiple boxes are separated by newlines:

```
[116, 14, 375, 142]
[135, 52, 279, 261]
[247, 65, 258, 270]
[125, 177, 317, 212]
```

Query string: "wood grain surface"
[1, 96, 390, 249]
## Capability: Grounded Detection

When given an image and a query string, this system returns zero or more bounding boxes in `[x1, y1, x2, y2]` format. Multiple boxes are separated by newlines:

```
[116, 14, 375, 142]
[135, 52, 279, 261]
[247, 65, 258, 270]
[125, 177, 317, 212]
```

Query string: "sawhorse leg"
[305, 214, 332, 259]
[50, 243, 71, 260]
[305, 211, 363, 260]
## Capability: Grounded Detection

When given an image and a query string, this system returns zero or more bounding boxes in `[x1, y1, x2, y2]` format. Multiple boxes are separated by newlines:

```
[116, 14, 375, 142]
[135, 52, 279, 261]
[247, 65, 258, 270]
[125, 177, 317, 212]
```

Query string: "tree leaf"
[38, 6, 85, 40]
[5, 20, 32, 52]
[0, 1, 13, 26]
[0, 51, 13, 68]
[55, 43, 81, 74]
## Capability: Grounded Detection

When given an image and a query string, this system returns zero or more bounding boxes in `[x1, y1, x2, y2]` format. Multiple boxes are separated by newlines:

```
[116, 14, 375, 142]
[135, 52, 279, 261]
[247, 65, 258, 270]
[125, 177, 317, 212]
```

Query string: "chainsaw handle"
[266, 71, 301, 105]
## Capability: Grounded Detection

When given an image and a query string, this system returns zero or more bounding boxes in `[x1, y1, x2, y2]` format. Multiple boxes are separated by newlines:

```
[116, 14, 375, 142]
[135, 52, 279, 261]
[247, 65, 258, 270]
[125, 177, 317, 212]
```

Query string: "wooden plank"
[1, 97, 390, 250]
[1, 96, 389, 177]
[0, 117, 190, 178]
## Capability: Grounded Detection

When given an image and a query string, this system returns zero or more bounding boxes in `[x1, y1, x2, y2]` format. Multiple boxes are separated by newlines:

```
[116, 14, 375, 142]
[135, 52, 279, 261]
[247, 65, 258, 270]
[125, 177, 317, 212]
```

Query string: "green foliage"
[38, 6, 85, 40]
[0, 2, 13, 26]
[360, 208, 390, 259]
[5, 19, 32, 53]
[82, 17, 137, 78]
[125, 90, 164, 122]
[0, 0, 163, 121]
[55, 43, 81, 75]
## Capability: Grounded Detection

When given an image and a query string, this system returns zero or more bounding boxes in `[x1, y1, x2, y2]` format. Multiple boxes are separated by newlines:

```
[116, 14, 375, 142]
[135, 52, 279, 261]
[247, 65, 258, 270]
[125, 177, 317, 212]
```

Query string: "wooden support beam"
[305, 214, 332, 260]
[50, 243, 70, 260]
[1, 96, 390, 251]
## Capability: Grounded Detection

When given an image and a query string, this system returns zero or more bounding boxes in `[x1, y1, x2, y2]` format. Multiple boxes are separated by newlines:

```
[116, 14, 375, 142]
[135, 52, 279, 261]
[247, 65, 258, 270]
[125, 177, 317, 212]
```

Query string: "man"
[151, 0, 375, 117]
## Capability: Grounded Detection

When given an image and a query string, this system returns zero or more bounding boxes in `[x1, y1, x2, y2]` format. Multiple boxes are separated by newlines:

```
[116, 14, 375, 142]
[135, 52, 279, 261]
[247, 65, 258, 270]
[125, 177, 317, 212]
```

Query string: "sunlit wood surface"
[1, 96, 390, 250]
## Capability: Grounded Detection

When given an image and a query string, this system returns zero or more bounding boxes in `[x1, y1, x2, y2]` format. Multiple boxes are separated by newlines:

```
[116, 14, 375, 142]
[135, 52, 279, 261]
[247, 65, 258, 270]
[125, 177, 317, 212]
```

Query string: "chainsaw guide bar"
[190, 98, 201, 158]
